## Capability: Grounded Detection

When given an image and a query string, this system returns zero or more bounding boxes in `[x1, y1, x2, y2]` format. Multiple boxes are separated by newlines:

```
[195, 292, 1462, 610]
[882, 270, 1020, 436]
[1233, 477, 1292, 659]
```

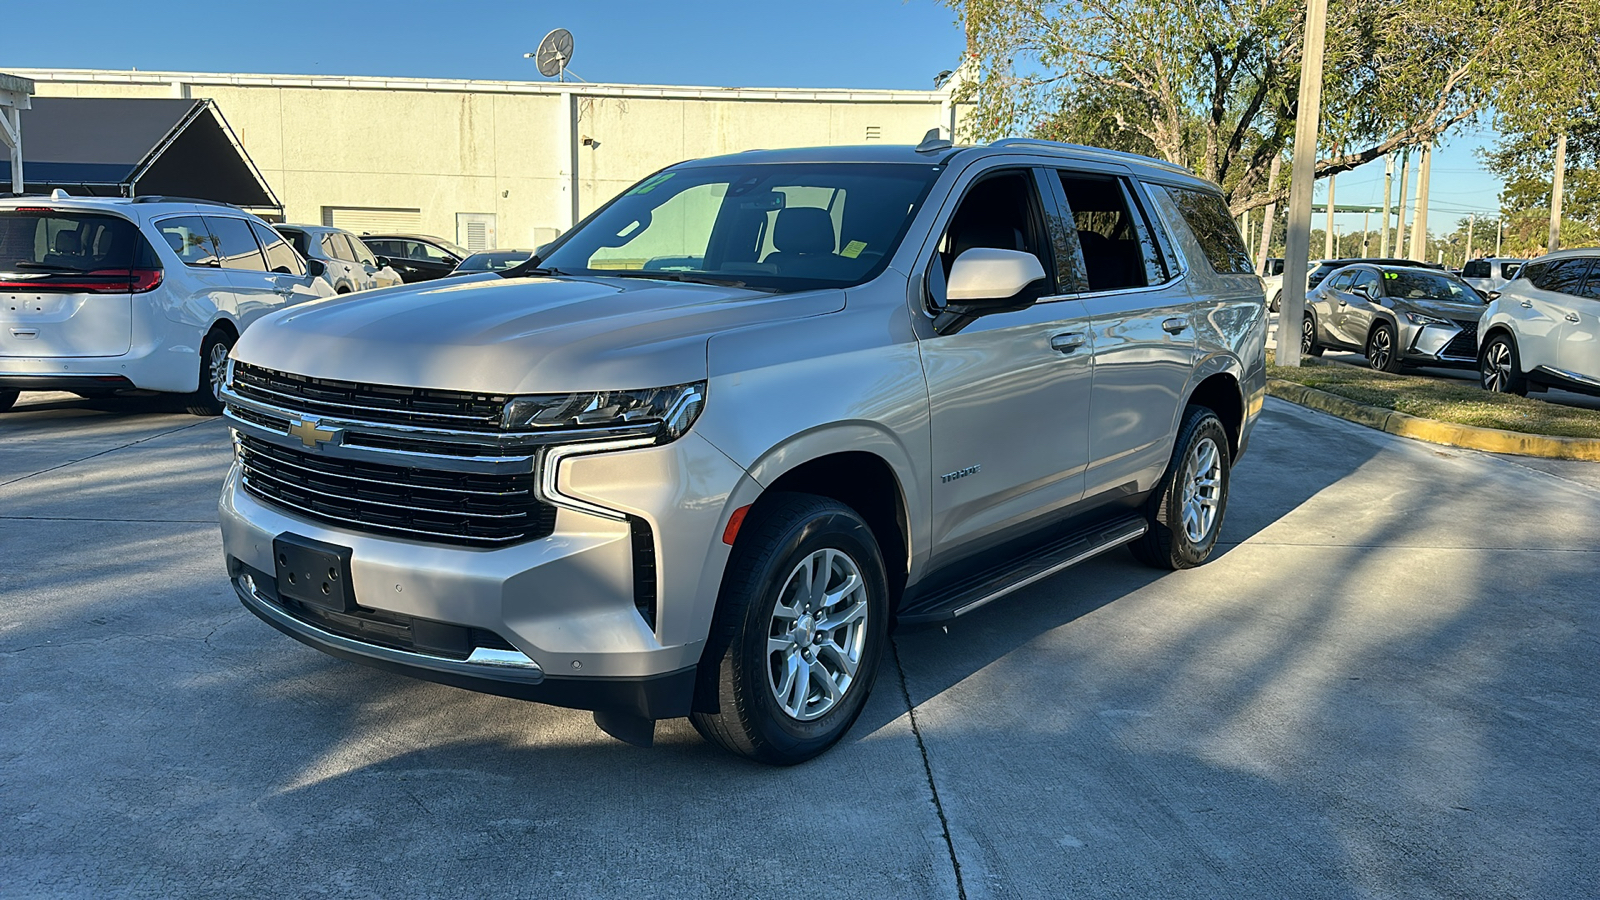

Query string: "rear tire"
[1479, 333, 1528, 396]
[1132, 406, 1231, 571]
[185, 329, 234, 416]
[1269, 290, 1281, 313]
[0, 389, 17, 412]
[1366, 321, 1404, 373]
[691, 492, 889, 765]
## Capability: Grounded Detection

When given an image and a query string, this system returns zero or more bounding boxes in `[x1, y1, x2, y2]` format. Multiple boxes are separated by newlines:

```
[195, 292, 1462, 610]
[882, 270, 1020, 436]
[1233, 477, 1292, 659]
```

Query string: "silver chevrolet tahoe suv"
[218, 137, 1265, 764]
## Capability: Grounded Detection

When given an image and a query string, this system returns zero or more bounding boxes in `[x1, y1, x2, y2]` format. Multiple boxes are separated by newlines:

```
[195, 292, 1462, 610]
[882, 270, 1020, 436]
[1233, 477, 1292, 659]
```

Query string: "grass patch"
[1265, 353, 1600, 439]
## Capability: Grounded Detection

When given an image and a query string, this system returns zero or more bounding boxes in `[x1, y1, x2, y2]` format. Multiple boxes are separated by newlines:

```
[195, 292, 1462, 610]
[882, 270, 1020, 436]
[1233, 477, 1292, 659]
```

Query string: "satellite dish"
[534, 28, 575, 79]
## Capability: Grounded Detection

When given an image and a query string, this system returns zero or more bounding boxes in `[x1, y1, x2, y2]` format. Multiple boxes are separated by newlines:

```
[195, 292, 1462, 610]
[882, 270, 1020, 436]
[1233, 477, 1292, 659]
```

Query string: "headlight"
[501, 382, 705, 441]
[1404, 312, 1450, 326]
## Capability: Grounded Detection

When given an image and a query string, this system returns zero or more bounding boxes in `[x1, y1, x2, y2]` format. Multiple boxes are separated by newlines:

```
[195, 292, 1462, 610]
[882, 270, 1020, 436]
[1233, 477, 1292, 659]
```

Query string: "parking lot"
[3, 391, 1598, 899]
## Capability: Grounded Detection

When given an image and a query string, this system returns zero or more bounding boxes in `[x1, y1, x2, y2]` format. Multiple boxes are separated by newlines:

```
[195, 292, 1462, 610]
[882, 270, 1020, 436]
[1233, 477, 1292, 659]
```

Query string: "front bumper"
[1402, 320, 1477, 367]
[218, 425, 754, 716]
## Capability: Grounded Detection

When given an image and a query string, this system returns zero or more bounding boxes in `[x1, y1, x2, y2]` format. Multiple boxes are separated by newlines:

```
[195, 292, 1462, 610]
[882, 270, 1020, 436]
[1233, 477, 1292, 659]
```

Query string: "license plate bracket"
[273, 533, 355, 613]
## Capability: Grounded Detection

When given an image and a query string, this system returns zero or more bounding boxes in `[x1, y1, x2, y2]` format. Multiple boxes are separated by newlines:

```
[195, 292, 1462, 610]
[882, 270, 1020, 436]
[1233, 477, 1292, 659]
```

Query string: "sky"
[4, 0, 1505, 234]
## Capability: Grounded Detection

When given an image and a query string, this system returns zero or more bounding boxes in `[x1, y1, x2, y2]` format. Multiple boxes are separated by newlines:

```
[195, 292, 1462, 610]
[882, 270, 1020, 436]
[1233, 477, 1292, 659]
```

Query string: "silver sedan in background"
[1300, 264, 1489, 372]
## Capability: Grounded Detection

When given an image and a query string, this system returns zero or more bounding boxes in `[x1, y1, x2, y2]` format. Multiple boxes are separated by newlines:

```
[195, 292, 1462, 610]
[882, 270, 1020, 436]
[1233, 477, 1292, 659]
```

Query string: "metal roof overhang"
[0, 97, 280, 210]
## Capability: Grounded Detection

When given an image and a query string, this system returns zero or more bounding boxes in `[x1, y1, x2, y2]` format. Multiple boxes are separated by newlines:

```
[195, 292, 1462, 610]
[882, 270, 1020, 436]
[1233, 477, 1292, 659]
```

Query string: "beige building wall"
[15, 69, 955, 250]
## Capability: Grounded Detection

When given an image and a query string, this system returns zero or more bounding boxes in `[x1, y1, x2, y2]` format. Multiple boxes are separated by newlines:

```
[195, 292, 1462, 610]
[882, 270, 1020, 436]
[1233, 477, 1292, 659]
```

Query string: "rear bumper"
[230, 559, 697, 719]
[0, 373, 135, 393]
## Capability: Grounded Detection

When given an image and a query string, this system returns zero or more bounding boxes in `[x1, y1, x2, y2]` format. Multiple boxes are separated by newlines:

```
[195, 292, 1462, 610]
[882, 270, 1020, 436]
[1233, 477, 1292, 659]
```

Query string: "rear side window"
[1462, 259, 1490, 278]
[155, 216, 220, 267]
[1055, 171, 1166, 292]
[348, 235, 377, 266]
[1164, 187, 1254, 274]
[1328, 270, 1357, 291]
[204, 216, 268, 272]
[0, 211, 146, 271]
[1533, 258, 1593, 295]
[250, 221, 305, 276]
[1501, 262, 1522, 280]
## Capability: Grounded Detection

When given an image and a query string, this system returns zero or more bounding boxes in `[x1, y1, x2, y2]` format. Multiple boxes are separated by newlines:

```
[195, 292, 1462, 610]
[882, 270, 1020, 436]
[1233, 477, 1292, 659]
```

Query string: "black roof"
[1316, 257, 1444, 270]
[0, 97, 279, 209]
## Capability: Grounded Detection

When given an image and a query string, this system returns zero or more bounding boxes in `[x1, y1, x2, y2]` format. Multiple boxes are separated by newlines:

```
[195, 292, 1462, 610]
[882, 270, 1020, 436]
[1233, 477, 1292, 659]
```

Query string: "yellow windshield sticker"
[841, 240, 868, 259]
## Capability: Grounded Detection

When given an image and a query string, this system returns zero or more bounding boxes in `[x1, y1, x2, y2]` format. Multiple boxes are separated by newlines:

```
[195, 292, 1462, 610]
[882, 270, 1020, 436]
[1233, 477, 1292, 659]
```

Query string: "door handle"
[1049, 332, 1087, 353]
[1161, 317, 1189, 334]
[1520, 300, 1533, 308]
[1566, 313, 1581, 323]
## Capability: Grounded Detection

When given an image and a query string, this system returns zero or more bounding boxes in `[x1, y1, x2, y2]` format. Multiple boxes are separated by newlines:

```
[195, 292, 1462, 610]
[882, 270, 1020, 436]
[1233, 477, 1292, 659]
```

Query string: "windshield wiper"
[600, 270, 775, 292]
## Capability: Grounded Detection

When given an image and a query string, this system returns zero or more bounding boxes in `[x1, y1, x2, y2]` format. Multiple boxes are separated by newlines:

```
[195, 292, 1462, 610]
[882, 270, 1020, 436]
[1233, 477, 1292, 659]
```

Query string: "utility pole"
[1464, 212, 1475, 262]
[1324, 167, 1337, 258]
[1277, 0, 1328, 368]
[1256, 155, 1282, 270]
[1362, 209, 1370, 257]
[1380, 154, 1393, 256]
[1495, 216, 1503, 257]
[1549, 131, 1567, 252]
[1410, 141, 1433, 261]
[1394, 149, 1411, 259]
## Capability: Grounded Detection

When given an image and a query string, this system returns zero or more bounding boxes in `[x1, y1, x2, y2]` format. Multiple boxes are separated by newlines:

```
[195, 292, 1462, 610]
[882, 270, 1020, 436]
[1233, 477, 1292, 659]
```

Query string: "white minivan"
[0, 195, 332, 415]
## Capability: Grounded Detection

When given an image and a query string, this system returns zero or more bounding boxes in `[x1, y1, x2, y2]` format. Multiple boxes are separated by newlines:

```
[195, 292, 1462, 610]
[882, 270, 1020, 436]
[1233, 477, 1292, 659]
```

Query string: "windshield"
[1382, 270, 1482, 303]
[458, 250, 532, 272]
[538, 162, 943, 292]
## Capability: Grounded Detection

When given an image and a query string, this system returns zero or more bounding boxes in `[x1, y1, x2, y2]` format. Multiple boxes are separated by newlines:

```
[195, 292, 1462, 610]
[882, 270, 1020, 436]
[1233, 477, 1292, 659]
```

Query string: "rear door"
[1050, 168, 1195, 499]
[1523, 258, 1592, 371]
[1556, 257, 1600, 379]
[0, 209, 147, 358]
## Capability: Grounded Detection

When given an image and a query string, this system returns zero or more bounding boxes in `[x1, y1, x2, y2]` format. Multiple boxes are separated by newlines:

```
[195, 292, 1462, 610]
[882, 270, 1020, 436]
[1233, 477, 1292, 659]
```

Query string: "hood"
[1399, 296, 1488, 323]
[233, 274, 843, 394]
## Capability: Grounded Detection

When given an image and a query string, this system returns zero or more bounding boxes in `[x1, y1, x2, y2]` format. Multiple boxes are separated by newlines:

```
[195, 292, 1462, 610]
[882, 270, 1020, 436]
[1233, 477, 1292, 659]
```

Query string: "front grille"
[238, 434, 556, 547]
[1442, 321, 1478, 360]
[232, 362, 509, 432]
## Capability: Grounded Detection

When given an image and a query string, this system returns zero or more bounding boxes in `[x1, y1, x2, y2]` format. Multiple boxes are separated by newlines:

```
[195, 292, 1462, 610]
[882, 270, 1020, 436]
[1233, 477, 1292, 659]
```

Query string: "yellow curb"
[1265, 379, 1600, 461]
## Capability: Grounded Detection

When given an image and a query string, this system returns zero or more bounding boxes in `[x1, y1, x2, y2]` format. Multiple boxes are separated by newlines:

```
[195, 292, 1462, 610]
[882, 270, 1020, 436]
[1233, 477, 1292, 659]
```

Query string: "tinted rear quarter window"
[155, 216, 220, 267]
[1462, 259, 1489, 278]
[0, 211, 144, 270]
[1164, 186, 1254, 275]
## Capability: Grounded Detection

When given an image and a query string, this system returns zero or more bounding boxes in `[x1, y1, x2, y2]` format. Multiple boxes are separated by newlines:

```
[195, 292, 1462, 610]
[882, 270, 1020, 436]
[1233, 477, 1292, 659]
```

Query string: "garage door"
[321, 207, 423, 237]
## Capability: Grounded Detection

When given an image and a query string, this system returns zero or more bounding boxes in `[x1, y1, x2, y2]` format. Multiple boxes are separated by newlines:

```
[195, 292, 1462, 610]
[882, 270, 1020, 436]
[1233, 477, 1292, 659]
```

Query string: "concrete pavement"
[2, 390, 1597, 898]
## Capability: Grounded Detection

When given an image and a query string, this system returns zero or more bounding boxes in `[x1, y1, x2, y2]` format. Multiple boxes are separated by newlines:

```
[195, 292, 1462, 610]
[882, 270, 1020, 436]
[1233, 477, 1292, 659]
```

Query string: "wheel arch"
[754, 450, 913, 606]
[1182, 366, 1245, 458]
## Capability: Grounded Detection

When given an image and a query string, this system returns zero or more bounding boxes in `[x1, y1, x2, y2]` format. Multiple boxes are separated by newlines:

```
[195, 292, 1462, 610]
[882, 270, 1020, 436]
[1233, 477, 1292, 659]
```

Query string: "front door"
[918, 165, 1094, 557]
[1556, 257, 1600, 379]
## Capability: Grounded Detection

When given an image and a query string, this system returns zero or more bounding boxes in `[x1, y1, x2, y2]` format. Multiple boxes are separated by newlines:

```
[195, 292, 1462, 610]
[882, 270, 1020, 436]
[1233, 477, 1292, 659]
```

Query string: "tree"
[1485, 119, 1600, 256]
[945, 0, 1589, 214]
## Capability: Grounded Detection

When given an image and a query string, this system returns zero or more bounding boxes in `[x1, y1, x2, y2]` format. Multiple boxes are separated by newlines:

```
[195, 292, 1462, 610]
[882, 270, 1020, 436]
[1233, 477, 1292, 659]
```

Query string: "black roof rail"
[130, 195, 242, 209]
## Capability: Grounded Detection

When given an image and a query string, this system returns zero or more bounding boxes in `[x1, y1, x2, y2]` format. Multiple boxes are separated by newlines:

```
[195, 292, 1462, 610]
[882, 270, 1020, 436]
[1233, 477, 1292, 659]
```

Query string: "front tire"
[1301, 313, 1325, 357]
[1480, 333, 1528, 396]
[691, 493, 889, 765]
[1366, 321, 1404, 373]
[1132, 406, 1231, 571]
[185, 329, 234, 416]
[1269, 290, 1282, 313]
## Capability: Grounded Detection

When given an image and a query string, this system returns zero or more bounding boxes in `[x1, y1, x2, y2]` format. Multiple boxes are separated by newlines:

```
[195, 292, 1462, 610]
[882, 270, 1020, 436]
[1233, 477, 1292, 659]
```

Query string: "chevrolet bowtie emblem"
[286, 417, 340, 449]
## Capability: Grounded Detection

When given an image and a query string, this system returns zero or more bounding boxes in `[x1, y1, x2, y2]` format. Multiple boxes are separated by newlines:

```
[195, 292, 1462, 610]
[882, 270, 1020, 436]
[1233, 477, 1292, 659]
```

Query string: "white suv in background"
[275, 224, 402, 295]
[0, 194, 333, 415]
[1479, 249, 1600, 397]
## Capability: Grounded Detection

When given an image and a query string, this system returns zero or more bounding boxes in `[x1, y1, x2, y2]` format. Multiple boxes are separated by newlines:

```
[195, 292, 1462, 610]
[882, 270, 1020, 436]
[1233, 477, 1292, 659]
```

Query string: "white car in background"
[1, 194, 332, 415]
[1260, 257, 1285, 311]
[276, 224, 402, 294]
[1478, 249, 1600, 397]
[1460, 257, 1525, 295]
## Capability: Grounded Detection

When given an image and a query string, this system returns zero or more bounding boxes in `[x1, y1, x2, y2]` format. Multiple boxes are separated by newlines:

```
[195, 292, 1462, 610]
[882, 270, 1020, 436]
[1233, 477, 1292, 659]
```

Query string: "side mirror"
[374, 256, 391, 269]
[934, 248, 1046, 334]
[304, 258, 326, 278]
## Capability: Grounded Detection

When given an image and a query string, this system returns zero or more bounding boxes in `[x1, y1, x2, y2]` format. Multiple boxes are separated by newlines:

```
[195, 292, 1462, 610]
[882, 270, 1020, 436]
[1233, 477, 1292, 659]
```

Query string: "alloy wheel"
[1181, 437, 1222, 544]
[1368, 328, 1393, 371]
[1301, 316, 1315, 354]
[766, 547, 870, 722]
[207, 342, 231, 400]
[1482, 340, 1512, 392]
